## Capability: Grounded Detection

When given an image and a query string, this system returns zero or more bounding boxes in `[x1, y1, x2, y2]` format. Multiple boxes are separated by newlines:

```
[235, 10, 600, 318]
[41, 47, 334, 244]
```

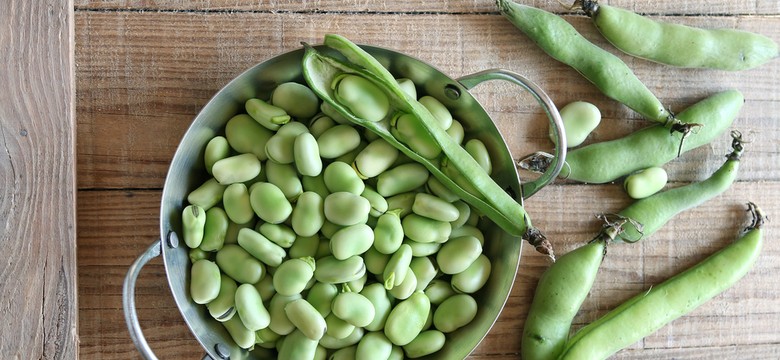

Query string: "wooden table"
[5, 0, 780, 358]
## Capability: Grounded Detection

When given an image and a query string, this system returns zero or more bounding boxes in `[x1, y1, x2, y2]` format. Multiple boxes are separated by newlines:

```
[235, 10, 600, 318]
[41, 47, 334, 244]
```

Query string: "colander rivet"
[166, 230, 179, 249]
[214, 343, 230, 359]
[444, 84, 461, 100]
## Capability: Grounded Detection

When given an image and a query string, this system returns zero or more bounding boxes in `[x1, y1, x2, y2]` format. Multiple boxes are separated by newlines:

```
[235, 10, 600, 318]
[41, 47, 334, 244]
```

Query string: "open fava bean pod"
[123, 38, 566, 360]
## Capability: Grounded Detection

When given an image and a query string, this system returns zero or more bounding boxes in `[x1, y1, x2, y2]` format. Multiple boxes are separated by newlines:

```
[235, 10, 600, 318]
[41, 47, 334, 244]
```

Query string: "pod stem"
[745, 202, 767, 231]
[517, 151, 554, 174]
[727, 130, 746, 161]
[575, 0, 599, 17]
[667, 116, 703, 158]
[594, 213, 644, 243]
[523, 226, 555, 262]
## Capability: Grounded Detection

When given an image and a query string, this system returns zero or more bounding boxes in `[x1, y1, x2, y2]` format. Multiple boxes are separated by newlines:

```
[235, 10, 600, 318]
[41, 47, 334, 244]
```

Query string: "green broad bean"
[402, 213, 452, 244]
[207, 274, 237, 322]
[294, 132, 323, 177]
[189, 259, 220, 304]
[332, 74, 391, 122]
[464, 138, 492, 175]
[187, 178, 226, 210]
[522, 239, 605, 360]
[449, 200, 471, 229]
[285, 298, 327, 340]
[302, 173, 330, 199]
[377, 163, 430, 197]
[273, 257, 316, 296]
[551, 101, 601, 148]
[237, 228, 286, 267]
[315, 255, 366, 284]
[250, 182, 293, 224]
[624, 166, 668, 200]
[551, 90, 743, 183]
[445, 120, 465, 145]
[320, 327, 365, 350]
[433, 294, 477, 333]
[390, 113, 442, 159]
[222, 315, 256, 349]
[615, 134, 743, 242]
[317, 124, 362, 159]
[188, 247, 208, 263]
[216, 244, 265, 284]
[278, 329, 319, 360]
[385, 192, 416, 218]
[353, 138, 400, 179]
[361, 186, 388, 217]
[388, 267, 417, 300]
[329, 345, 357, 360]
[235, 283, 271, 331]
[292, 191, 326, 237]
[412, 193, 460, 223]
[396, 78, 417, 99]
[373, 211, 404, 254]
[356, 331, 393, 360]
[418, 95, 453, 130]
[320, 220, 345, 240]
[324, 161, 365, 195]
[258, 223, 297, 248]
[360, 283, 394, 332]
[324, 192, 371, 226]
[271, 82, 320, 119]
[269, 293, 303, 335]
[182, 204, 206, 248]
[425, 175, 459, 203]
[289, 234, 321, 259]
[332, 291, 376, 328]
[560, 204, 764, 359]
[199, 206, 228, 252]
[333, 140, 367, 166]
[265, 160, 303, 201]
[204, 136, 230, 175]
[582, 1, 779, 71]
[330, 224, 374, 260]
[403, 330, 445, 358]
[222, 183, 254, 225]
[225, 114, 273, 160]
[409, 256, 437, 292]
[325, 312, 356, 340]
[254, 274, 276, 302]
[224, 220, 253, 245]
[308, 114, 336, 138]
[437, 236, 482, 275]
[449, 225, 485, 245]
[246, 98, 291, 131]
[364, 247, 391, 276]
[384, 291, 430, 346]
[424, 279, 456, 305]
[212, 153, 262, 185]
[265, 121, 309, 164]
[404, 239, 441, 257]
[451, 254, 491, 294]
[255, 327, 281, 346]
[496, 1, 674, 129]
[383, 244, 413, 289]
[307, 282, 339, 317]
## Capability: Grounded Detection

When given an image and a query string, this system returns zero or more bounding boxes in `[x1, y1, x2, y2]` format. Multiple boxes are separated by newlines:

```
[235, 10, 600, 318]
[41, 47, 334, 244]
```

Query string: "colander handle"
[123, 240, 163, 360]
[457, 69, 567, 199]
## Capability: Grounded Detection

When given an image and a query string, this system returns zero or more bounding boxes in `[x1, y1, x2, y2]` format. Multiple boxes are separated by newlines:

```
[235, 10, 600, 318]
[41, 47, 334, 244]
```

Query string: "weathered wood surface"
[76, 1, 780, 359]
[1, 0, 79, 358]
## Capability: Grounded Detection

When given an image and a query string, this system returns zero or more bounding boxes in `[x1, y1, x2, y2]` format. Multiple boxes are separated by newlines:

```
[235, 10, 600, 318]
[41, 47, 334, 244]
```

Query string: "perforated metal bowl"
[123, 44, 565, 360]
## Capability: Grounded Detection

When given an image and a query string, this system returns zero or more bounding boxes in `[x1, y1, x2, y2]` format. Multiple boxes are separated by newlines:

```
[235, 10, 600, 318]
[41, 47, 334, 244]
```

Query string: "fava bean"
[409, 256, 438, 292]
[265, 121, 309, 164]
[274, 257, 316, 296]
[445, 119, 465, 145]
[212, 153, 262, 185]
[225, 114, 273, 160]
[315, 255, 366, 284]
[433, 294, 477, 333]
[326, 312, 356, 340]
[361, 283, 394, 332]
[425, 176, 459, 203]
[182, 205, 206, 248]
[302, 173, 330, 199]
[246, 98, 290, 131]
[412, 193, 460, 222]
[272, 82, 320, 119]
[332, 291, 376, 327]
[396, 78, 417, 99]
[237, 228, 286, 267]
[222, 183, 254, 225]
[384, 291, 430, 346]
[403, 213, 452, 244]
[449, 224, 485, 245]
[330, 224, 374, 260]
[388, 267, 417, 300]
[624, 166, 668, 200]
[200, 207, 228, 252]
[449, 200, 471, 229]
[551, 101, 601, 148]
[278, 329, 319, 360]
[258, 222, 297, 248]
[269, 293, 303, 336]
[318, 124, 362, 159]
[353, 138, 400, 179]
[376, 163, 429, 197]
[324, 161, 365, 195]
[289, 235, 320, 259]
[324, 192, 371, 226]
[216, 244, 265, 284]
[451, 254, 491, 294]
[424, 279, 456, 306]
[235, 283, 271, 331]
[437, 236, 482, 274]
[356, 331, 393, 360]
[404, 239, 441, 257]
[418, 95, 453, 130]
[403, 330, 445, 358]
[224, 219, 253, 245]
[265, 160, 303, 200]
[390, 112, 442, 159]
[464, 138, 492, 175]
[204, 136, 230, 175]
[294, 132, 323, 177]
[373, 211, 404, 254]
[190, 259, 220, 304]
[222, 315, 256, 349]
[383, 244, 413, 289]
[250, 182, 292, 224]
[385, 192, 416, 218]
[255, 327, 281, 346]
[254, 274, 276, 302]
[206, 274, 237, 322]
[364, 247, 391, 276]
[332, 74, 390, 122]
[188, 247, 208, 263]
[291, 192, 325, 237]
[320, 327, 365, 350]
[188, 178, 226, 210]
[285, 298, 327, 340]
[306, 282, 339, 317]
[361, 186, 388, 217]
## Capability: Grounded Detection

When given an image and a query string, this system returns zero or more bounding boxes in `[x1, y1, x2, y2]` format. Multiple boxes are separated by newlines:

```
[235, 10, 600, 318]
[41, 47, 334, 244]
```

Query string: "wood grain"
[1, 0, 78, 358]
[75, 1, 780, 359]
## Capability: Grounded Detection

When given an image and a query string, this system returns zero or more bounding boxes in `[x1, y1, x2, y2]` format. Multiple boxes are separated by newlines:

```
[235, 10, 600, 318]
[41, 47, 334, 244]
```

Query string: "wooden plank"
[0, 0, 78, 358]
[73, 0, 780, 15]
[75, 11, 780, 189]
[77, 181, 780, 358]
